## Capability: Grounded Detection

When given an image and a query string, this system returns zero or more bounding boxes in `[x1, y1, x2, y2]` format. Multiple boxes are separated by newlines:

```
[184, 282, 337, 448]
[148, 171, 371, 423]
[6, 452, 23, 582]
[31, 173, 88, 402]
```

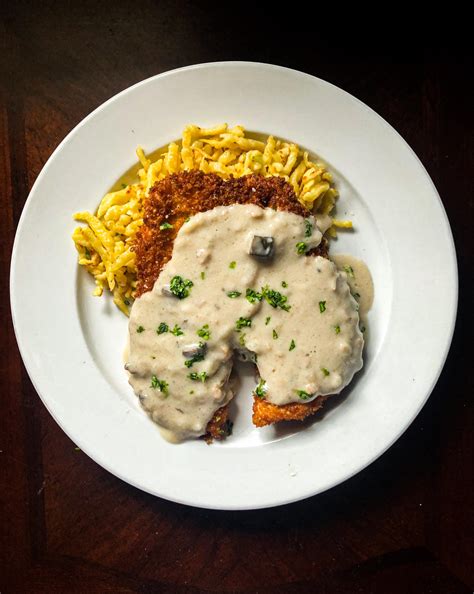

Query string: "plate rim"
[10, 61, 458, 510]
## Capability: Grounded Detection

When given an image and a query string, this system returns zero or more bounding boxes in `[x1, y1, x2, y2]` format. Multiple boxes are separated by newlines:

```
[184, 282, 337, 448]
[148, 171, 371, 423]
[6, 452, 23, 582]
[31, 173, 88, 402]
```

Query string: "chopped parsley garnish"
[304, 219, 313, 237]
[334, 325, 341, 334]
[189, 390, 194, 394]
[170, 324, 184, 336]
[255, 378, 267, 398]
[184, 342, 206, 368]
[272, 329, 278, 339]
[344, 265, 355, 278]
[197, 324, 211, 340]
[246, 288, 263, 303]
[184, 216, 190, 223]
[321, 367, 330, 376]
[188, 371, 208, 382]
[200, 271, 205, 280]
[296, 389, 311, 400]
[229, 261, 237, 269]
[170, 275, 194, 299]
[157, 322, 169, 334]
[121, 183, 127, 189]
[281, 281, 288, 288]
[150, 376, 169, 394]
[265, 316, 271, 325]
[159, 222, 173, 231]
[319, 300, 326, 313]
[238, 333, 246, 346]
[136, 325, 145, 333]
[289, 339, 296, 351]
[236, 317, 252, 330]
[261, 286, 290, 311]
[296, 241, 307, 255]
[84, 248, 91, 259]
[227, 291, 242, 298]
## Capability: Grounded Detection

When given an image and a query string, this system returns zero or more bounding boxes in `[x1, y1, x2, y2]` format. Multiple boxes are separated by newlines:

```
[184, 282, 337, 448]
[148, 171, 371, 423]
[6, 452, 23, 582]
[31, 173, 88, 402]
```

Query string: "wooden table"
[1, 4, 472, 592]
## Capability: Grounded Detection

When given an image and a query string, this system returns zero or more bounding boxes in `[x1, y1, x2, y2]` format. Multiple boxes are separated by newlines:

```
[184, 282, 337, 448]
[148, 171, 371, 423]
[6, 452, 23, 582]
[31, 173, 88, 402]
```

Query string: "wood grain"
[1, 3, 472, 592]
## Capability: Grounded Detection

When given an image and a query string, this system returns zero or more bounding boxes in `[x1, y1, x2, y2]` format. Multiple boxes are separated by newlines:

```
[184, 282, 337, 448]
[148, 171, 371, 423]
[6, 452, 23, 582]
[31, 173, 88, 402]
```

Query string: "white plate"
[10, 62, 457, 510]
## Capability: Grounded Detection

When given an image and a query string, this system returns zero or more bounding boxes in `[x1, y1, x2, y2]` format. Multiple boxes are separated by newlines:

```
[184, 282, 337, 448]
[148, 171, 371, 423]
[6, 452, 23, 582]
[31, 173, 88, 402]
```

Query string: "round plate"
[10, 62, 457, 510]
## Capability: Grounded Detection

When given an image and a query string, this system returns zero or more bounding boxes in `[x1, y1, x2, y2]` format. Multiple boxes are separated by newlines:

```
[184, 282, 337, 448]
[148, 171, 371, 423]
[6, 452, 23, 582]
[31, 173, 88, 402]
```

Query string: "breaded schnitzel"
[133, 171, 329, 439]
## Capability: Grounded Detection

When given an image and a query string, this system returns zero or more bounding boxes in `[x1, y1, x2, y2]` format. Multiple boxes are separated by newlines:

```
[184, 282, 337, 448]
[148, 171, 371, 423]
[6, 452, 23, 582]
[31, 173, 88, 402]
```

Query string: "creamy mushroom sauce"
[331, 254, 374, 327]
[127, 204, 366, 441]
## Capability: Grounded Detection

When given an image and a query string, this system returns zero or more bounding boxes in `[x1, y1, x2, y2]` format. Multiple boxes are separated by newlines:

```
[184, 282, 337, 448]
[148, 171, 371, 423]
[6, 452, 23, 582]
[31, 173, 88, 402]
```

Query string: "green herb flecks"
[272, 329, 278, 339]
[246, 288, 263, 303]
[188, 371, 208, 382]
[227, 291, 242, 298]
[84, 248, 91, 259]
[296, 241, 307, 255]
[197, 324, 211, 340]
[304, 219, 313, 237]
[261, 285, 290, 311]
[184, 342, 206, 368]
[334, 325, 341, 334]
[159, 222, 173, 231]
[265, 316, 271, 325]
[200, 271, 205, 280]
[319, 300, 326, 313]
[238, 333, 246, 347]
[121, 183, 127, 189]
[170, 275, 194, 299]
[170, 324, 184, 336]
[255, 378, 267, 398]
[136, 325, 145, 333]
[344, 265, 355, 278]
[289, 339, 296, 351]
[150, 376, 169, 395]
[281, 281, 288, 288]
[235, 317, 252, 331]
[321, 367, 330, 376]
[157, 322, 169, 334]
[229, 261, 237, 269]
[296, 389, 312, 400]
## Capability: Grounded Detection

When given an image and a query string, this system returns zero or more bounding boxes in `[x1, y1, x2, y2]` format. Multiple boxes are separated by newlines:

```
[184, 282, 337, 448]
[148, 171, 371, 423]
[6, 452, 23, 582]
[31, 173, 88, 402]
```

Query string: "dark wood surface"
[1, 3, 472, 592]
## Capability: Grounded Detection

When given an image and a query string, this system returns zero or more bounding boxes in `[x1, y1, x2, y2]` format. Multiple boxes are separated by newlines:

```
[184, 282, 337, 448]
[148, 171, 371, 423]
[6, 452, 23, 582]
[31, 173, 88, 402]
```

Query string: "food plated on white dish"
[10, 63, 457, 509]
[72, 124, 373, 443]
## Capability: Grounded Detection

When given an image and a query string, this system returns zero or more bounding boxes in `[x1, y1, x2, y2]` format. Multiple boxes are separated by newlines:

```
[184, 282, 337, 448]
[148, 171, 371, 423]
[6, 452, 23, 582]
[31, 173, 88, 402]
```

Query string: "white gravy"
[127, 205, 366, 441]
[331, 254, 374, 324]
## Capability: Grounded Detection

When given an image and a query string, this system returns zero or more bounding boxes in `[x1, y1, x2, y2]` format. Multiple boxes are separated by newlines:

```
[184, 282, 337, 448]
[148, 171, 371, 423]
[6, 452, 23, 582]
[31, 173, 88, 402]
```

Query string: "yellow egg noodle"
[72, 124, 351, 315]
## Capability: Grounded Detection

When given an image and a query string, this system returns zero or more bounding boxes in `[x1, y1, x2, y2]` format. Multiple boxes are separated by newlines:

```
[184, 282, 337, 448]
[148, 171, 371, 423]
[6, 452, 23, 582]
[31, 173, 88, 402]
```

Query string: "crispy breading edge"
[252, 395, 327, 427]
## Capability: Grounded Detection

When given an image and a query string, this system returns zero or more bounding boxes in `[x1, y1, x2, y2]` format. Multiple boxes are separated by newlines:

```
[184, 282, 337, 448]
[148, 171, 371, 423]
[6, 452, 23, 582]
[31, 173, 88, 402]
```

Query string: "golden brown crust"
[252, 395, 327, 427]
[134, 171, 330, 438]
[133, 171, 309, 297]
[204, 406, 232, 443]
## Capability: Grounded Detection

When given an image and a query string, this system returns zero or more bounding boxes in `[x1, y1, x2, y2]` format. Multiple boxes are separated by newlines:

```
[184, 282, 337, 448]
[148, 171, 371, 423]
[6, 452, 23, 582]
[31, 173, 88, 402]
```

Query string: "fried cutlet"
[252, 396, 327, 427]
[133, 171, 329, 439]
